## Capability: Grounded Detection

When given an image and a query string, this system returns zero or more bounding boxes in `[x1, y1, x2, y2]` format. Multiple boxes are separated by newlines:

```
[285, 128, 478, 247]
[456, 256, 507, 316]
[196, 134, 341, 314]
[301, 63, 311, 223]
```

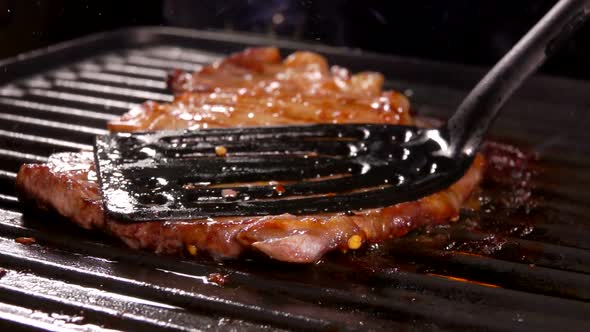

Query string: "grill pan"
[0, 27, 589, 331]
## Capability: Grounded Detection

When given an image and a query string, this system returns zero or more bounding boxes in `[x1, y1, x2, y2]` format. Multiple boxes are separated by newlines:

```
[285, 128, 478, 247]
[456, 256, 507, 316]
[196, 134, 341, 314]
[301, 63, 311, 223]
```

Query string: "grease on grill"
[325, 141, 538, 282]
[208, 273, 228, 286]
[426, 273, 501, 288]
[481, 141, 536, 211]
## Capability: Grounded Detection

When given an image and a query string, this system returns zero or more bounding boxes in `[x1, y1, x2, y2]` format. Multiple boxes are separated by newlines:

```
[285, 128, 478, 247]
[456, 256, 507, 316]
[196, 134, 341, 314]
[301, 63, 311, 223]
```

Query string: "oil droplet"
[404, 131, 413, 142]
[402, 148, 410, 160]
[361, 128, 370, 139]
[145, 177, 169, 189]
[430, 163, 438, 174]
[348, 144, 359, 157]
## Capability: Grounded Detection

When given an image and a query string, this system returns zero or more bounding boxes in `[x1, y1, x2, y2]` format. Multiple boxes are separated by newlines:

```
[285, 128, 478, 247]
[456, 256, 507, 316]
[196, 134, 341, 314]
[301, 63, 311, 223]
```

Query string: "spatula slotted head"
[94, 124, 471, 222]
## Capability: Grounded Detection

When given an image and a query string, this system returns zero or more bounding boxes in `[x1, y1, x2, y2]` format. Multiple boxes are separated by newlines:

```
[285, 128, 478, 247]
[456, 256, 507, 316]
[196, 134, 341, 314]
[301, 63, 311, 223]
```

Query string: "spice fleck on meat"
[274, 184, 285, 195]
[15, 237, 36, 245]
[186, 244, 198, 256]
[347, 235, 363, 250]
[215, 145, 227, 157]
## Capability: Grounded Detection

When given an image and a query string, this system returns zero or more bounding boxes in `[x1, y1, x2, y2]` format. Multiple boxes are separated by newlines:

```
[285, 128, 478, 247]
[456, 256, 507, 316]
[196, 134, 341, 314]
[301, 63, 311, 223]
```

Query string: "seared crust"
[16, 153, 104, 230]
[16, 152, 484, 262]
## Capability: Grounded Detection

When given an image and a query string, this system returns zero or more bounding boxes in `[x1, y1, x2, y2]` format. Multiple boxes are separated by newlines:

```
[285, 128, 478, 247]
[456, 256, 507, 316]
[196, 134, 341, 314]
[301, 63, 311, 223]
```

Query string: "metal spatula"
[95, 0, 590, 222]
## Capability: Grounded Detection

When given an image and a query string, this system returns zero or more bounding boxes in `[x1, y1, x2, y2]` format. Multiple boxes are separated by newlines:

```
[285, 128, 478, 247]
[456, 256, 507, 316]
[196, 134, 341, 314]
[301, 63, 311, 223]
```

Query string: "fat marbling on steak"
[16, 47, 484, 263]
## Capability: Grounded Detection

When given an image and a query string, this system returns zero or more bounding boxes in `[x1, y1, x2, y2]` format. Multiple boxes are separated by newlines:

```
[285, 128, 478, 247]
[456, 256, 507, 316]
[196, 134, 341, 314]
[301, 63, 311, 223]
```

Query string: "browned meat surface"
[16, 152, 484, 262]
[109, 47, 412, 132]
[16, 47, 485, 263]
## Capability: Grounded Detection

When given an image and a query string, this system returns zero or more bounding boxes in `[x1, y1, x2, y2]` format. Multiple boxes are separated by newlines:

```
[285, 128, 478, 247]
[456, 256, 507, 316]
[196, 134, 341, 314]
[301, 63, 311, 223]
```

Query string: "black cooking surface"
[0, 27, 589, 331]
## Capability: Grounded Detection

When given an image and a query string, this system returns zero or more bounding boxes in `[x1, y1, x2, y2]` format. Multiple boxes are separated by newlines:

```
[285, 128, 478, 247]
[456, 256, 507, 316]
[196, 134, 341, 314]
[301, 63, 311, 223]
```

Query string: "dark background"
[0, 0, 589, 80]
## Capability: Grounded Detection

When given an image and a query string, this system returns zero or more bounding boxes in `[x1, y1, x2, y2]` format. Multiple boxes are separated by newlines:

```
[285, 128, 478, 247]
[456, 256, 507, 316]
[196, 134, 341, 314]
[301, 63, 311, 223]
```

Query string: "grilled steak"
[16, 47, 485, 263]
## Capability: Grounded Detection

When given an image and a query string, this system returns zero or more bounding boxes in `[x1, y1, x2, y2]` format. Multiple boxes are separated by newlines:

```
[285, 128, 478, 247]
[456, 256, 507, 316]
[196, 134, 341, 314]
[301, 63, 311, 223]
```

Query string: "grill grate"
[0, 28, 589, 331]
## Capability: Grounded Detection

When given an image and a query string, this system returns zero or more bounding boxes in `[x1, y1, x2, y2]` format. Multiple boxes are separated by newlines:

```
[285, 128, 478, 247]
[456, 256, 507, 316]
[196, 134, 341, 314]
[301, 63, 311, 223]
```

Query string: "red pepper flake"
[268, 181, 285, 195]
[274, 184, 286, 195]
[207, 272, 228, 286]
[0, 268, 6, 278]
[15, 237, 36, 245]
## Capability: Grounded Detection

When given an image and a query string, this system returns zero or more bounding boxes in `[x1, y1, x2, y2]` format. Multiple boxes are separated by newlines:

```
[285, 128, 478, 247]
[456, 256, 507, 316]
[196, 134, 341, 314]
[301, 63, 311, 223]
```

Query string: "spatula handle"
[446, 0, 590, 156]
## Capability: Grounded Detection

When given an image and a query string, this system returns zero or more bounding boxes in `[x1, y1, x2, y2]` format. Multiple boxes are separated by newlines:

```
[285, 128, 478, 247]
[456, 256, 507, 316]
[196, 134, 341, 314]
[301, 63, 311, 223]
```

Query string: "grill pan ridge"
[0, 27, 589, 331]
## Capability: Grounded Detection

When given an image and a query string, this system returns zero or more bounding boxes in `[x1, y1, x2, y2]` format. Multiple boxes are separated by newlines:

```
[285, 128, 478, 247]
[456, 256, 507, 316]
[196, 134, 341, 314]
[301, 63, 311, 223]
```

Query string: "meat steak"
[16, 47, 485, 263]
